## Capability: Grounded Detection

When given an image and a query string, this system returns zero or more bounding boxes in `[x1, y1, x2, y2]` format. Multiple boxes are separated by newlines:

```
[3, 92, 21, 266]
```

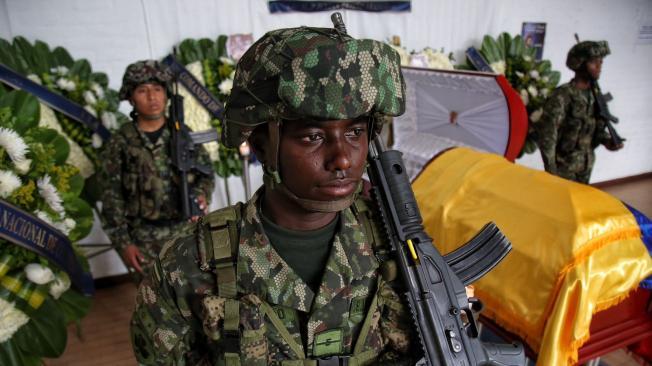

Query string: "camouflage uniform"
[131, 191, 415, 365]
[99, 60, 215, 276]
[131, 23, 415, 365]
[534, 41, 611, 183]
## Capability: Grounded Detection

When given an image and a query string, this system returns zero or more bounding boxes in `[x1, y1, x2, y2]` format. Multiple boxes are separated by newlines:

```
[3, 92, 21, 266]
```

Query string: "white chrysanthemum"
[39, 104, 95, 178]
[84, 105, 97, 118]
[101, 111, 118, 130]
[218, 78, 234, 95]
[0, 298, 29, 343]
[49, 271, 71, 299]
[529, 70, 540, 79]
[490, 61, 506, 75]
[91, 82, 105, 99]
[179, 62, 219, 162]
[0, 127, 29, 166]
[36, 210, 71, 235]
[91, 133, 103, 148]
[527, 85, 539, 97]
[83, 90, 97, 106]
[25, 263, 55, 285]
[37, 175, 65, 215]
[56, 78, 76, 91]
[14, 158, 31, 175]
[27, 73, 42, 85]
[35, 210, 55, 226]
[418, 48, 454, 70]
[219, 56, 235, 65]
[530, 108, 543, 123]
[520, 89, 529, 106]
[515, 71, 524, 79]
[0, 170, 21, 198]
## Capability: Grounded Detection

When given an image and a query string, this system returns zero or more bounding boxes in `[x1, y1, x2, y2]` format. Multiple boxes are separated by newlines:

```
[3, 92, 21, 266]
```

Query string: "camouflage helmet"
[222, 26, 406, 148]
[566, 40, 610, 71]
[118, 60, 174, 100]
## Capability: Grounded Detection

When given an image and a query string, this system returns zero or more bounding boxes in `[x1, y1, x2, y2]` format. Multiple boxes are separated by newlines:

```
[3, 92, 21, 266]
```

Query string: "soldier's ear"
[249, 125, 269, 165]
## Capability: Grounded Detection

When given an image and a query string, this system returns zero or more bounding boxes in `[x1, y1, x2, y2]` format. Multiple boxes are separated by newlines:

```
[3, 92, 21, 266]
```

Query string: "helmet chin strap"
[263, 119, 358, 213]
[140, 112, 166, 121]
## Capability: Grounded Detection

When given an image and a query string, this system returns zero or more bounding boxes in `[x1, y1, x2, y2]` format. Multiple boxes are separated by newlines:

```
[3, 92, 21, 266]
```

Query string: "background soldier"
[534, 40, 623, 183]
[99, 60, 214, 280]
[130, 22, 419, 365]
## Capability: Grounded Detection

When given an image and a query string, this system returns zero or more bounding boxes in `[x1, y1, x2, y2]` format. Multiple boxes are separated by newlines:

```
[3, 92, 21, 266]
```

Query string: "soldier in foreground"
[534, 40, 623, 183]
[99, 60, 214, 280]
[130, 21, 419, 365]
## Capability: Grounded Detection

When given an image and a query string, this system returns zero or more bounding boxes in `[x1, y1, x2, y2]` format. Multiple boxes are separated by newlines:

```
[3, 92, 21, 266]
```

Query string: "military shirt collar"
[236, 190, 379, 312]
[131, 120, 169, 149]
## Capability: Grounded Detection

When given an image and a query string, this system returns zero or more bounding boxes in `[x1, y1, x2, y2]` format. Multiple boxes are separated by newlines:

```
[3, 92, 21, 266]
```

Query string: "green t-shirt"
[260, 211, 338, 292]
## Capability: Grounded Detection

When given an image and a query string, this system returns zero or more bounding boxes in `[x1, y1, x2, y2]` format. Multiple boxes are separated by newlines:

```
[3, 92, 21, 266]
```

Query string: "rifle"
[590, 81, 625, 147]
[168, 50, 218, 220]
[367, 137, 525, 366]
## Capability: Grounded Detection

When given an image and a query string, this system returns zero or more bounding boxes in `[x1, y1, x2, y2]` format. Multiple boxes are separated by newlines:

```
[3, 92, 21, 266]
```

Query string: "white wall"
[1, 0, 651, 183]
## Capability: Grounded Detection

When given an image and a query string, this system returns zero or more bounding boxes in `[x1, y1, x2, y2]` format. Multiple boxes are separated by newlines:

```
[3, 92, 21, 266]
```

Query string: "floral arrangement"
[469, 33, 561, 155]
[175, 36, 243, 178]
[389, 41, 455, 70]
[0, 86, 92, 365]
[0, 37, 128, 179]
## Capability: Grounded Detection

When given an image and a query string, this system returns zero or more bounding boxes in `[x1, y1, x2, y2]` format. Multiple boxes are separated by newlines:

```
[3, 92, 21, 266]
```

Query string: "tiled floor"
[44, 175, 651, 366]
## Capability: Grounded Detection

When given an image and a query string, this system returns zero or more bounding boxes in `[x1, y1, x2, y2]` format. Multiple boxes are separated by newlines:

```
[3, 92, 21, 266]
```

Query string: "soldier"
[130, 20, 419, 365]
[534, 40, 623, 183]
[99, 60, 215, 280]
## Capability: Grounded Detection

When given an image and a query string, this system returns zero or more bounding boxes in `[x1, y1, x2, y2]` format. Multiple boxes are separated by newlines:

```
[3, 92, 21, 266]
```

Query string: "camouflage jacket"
[99, 121, 214, 251]
[534, 82, 610, 181]
[131, 191, 416, 365]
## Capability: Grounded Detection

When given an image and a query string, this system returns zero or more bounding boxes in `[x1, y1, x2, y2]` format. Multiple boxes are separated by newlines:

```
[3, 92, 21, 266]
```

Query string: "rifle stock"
[366, 137, 525, 366]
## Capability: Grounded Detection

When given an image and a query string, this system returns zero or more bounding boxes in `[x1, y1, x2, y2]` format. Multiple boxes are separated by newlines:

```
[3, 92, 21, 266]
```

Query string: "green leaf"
[32, 40, 52, 75]
[0, 38, 21, 72]
[56, 289, 92, 324]
[52, 47, 74, 67]
[198, 38, 213, 56]
[12, 36, 36, 72]
[26, 127, 70, 164]
[0, 340, 41, 366]
[63, 196, 93, 241]
[496, 32, 512, 61]
[217, 35, 228, 59]
[508, 36, 526, 58]
[480, 35, 502, 63]
[178, 39, 201, 64]
[0, 90, 40, 133]
[90, 72, 108, 88]
[68, 173, 84, 196]
[69, 59, 91, 80]
[549, 71, 561, 87]
[13, 298, 67, 358]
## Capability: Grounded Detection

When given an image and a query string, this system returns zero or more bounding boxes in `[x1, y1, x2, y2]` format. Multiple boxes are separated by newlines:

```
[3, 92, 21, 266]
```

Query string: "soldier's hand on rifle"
[123, 244, 146, 273]
[604, 140, 624, 151]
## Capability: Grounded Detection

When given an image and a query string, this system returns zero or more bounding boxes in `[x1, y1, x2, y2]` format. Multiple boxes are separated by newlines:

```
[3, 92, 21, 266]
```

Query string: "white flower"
[91, 133, 103, 148]
[83, 105, 97, 118]
[490, 61, 506, 75]
[389, 44, 411, 66]
[64, 218, 76, 232]
[515, 71, 524, 78]
[25, 263, 55, 285]
[51, 66, 69, 75]
[56, 78, 76, 91]
[530, 108, 543, 123]
[14, 158, 31, 174]
[0, 127, 29, 167]
[542, 76, 549, 83]
[529, 70, 540, 79]
[523, 55, 532, 62]
[527, 85, 539, 97]
[83, 90, 97, 106]
[27, 74, 42, 85]
[101, 111, 118, 130]
[37, 175, 65, 216]
[218, 78, 234, 95]
[420, 48, 454, 70]
[49, 272, 71, 299]
[35, 210, 55, 226]
[541, 88, 550, 98]
[0, 170, 21, 198]
[90, 82, 105, 99]
[0, 298, 29, 343]
[519, 89, 529, 106]
[219, 56, 235, 66]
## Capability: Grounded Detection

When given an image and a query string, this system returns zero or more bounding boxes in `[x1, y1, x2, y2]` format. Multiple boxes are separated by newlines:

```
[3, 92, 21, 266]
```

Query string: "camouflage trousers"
[126, 220, 192, 282]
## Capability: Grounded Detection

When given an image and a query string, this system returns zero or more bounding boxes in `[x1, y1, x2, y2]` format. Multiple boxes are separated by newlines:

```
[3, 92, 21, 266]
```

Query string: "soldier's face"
[130, 82, 167, 117]
[585, 58, 603, 80]
[278, 118, 369, 202]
